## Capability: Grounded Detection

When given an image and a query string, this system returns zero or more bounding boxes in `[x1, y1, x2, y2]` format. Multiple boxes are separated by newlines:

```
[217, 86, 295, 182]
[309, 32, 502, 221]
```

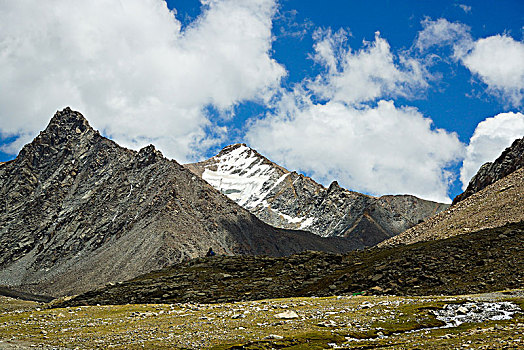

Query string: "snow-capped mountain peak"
[186, 144, 449, 245]
[201, 144, 288, 209]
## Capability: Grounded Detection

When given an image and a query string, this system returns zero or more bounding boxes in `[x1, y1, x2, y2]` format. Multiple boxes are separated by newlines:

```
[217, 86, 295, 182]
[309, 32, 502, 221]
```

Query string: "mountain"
[453, 136, 524, 205]
[380, 164, 524, 247]
[186, 144, 448, 246]
[56, 221, 524, 307]
[0, 108, 360, 297]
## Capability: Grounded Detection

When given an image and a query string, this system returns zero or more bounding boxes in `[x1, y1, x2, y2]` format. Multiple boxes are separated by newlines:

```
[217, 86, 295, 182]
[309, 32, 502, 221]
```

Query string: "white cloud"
[416, 18, 524, 106]
[457, 4, 472, 14]
[460, 112, 524, 189]
[246, 31, 463, 203]
[461, 35, 524, 106]
[415, 18, 472, 57]
[0, 0, 285, 161]
[310, 30, 428, 104]
[246, 99, 464, 203]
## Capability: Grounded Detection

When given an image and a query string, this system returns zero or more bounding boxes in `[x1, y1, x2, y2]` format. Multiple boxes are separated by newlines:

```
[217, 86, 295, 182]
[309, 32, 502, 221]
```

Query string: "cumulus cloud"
[415, 18, 471, 55]
[310, 30, 428, 104]
[246, 30, 464, 203]
[0, 0, 285, 161]
[416, 18, 524, 106]
[460, 112, 524, 189]
[461, 35, 524, 106]
[247, 99, 464, 203]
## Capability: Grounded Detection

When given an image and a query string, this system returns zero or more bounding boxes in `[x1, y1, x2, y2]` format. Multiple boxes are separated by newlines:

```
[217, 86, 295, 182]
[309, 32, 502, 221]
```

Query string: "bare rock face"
[186, 144, 448, 246]
[0, 108, 359, 297]
[453, 137, 524, 205]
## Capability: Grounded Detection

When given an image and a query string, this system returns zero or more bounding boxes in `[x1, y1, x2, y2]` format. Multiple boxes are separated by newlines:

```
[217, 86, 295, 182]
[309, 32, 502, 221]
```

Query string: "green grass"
[0, 292, 522, 349]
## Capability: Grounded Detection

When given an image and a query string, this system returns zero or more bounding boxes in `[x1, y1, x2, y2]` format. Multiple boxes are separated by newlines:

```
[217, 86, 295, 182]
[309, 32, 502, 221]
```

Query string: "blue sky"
[0, 0, 523, 202]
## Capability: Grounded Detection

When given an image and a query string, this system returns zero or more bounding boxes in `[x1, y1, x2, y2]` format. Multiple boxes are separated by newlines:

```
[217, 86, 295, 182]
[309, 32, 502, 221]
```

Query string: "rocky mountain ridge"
[56, 221, 523, 307]
[186, 144, 448, 247]
[0, 108, 360, 297]
[453, 136, 524, 204]
[381, 159, 524, 247]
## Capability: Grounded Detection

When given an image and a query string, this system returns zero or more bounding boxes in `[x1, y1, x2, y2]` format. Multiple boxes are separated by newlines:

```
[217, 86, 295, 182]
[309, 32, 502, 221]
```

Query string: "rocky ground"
[55, 221, 523, 307]
[381, 167, 524, 247]
[0, 291, 522, 349]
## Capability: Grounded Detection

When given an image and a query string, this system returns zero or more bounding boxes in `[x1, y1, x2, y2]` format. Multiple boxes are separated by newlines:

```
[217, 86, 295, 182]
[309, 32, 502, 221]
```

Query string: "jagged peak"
[15, 108, 98, 162]
[138, 144, 158, 154]
[47, 107, 92, 132]
[138, 144, 164, 158]
[137, 144, 165, 166]
[35, 107, 96, 143]
[218, 143, 248, 153]
[213, 143, 265, 158]
[328, 180, 341, 191]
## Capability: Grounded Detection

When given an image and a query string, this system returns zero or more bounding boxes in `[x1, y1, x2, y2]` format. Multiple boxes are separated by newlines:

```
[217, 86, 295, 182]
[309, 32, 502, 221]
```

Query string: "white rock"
[317, 320, 337, 327]
[457, 306, 469, 314]
[361, 302, 374, 309]
[274, 310, 299, 319]
[264, 334, 284, 340]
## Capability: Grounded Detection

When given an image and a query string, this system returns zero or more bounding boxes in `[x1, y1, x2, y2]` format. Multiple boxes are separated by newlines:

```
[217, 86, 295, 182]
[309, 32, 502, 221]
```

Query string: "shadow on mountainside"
[55, 221, 523, 307]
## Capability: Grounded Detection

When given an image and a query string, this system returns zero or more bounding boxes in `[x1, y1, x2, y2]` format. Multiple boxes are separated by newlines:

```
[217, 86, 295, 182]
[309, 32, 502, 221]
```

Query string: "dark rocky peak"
[44, 107, 94, 140]
[327, 180, 342, 193]
[137, 144, 164, 167]
[453, 136, 524, 205]
[16, 108, 99, 167]
[49, 106, 90, 127]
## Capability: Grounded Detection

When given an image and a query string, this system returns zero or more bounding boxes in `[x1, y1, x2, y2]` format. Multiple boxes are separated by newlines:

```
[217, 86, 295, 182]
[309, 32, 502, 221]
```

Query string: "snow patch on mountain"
[201, 145, 293, 214]
[269, 207, 315, 230]
[202, 145, 272, 207]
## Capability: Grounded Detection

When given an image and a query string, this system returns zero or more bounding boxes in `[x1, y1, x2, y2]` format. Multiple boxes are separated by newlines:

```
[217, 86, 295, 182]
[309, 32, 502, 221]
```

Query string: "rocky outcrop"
[186, 144, 448, 246]
[56, 221, 524, 307]
[380, 167, 524, 247]
[0, 108, 361, 297]
[453, 137, 524, 205]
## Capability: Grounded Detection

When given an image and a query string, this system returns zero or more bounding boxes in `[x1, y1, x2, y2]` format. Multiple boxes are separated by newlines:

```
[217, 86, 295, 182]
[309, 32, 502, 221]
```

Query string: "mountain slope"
[381, 136, 524, 247]
[0, 108, 360, 297]
[453, 136, 524, 204]
[186, 144, 448, 246]
[56, 221, 524, 307]
[380, 167, 524, 247]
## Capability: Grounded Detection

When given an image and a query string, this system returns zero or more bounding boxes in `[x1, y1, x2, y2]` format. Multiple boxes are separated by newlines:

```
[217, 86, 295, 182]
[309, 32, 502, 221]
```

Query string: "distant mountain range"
[0, 108, 358, 296]
[186, 143, 448, 247]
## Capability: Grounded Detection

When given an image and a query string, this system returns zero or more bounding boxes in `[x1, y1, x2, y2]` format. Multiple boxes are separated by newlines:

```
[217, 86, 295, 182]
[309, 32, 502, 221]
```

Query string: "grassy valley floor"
[0, 291, 523, 349]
